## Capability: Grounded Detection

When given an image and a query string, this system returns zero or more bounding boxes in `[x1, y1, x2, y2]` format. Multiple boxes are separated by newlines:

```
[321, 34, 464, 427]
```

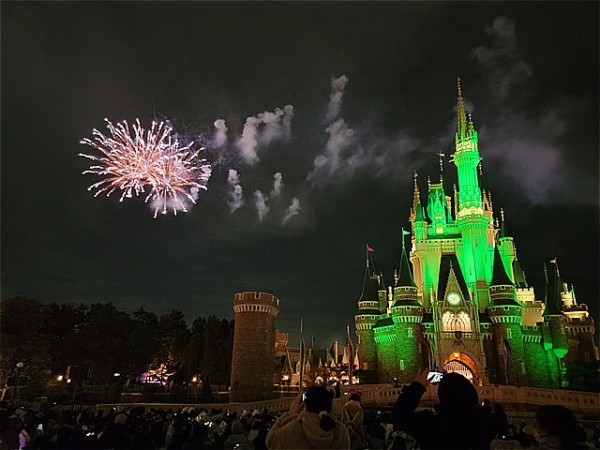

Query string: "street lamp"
[11, 361, 25, 407]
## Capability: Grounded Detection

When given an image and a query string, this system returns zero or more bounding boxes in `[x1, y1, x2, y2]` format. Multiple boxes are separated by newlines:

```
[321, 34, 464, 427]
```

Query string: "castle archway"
[443, 351, 479, 385]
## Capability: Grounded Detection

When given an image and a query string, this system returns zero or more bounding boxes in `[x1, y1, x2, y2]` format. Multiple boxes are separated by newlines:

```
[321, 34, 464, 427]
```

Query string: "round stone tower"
[230, 291, 279, 402]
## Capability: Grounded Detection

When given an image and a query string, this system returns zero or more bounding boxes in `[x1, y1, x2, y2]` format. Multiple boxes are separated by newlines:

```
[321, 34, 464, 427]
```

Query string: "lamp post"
[11, 361, 25, 407]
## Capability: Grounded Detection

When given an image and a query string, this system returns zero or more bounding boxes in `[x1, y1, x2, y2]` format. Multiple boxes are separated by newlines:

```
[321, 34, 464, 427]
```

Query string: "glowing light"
[79, 118, 212, 218]
[57, 375, 63, 382]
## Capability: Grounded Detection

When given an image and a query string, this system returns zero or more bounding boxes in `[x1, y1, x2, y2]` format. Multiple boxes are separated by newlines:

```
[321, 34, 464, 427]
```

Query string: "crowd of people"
[1, 374, 598, 450]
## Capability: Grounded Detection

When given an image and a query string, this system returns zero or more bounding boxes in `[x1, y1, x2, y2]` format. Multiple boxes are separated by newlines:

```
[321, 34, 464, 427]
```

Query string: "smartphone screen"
[427, 371, 444, 384]
[301, 393, 307, 401]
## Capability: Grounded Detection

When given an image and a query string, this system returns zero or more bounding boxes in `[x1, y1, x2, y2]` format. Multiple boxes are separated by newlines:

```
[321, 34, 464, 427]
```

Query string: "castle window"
[407, 328, 413, 337]
[399, 359, 405, 371]
[506, 328, 512, 339]
[442, 311, 472, 332]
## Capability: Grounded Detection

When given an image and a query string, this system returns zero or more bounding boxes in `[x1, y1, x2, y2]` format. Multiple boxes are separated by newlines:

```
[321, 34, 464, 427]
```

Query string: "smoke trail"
[227, 169, 244, 213]
[213, 119, 228, 148]
[237, 117, 260, 165]
[283, 104, 294, 140]
[254, 190, 269, 222]
[282, 197, 302, 224]
[270, 172, 284, 199]
[326, 75, 349, 122]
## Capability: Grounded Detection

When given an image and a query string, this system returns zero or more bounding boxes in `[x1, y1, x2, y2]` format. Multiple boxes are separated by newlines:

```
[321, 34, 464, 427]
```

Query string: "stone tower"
[230, 291, 279, 402]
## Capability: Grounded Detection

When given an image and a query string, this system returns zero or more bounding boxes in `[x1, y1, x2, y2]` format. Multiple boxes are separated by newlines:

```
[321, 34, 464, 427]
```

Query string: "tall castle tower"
[230, 291, 279, 402]
[354, 79, 599, 389]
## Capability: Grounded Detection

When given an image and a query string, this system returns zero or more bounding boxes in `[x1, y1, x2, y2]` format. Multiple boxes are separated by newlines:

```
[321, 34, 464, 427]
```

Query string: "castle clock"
[447, 292, 461, 306]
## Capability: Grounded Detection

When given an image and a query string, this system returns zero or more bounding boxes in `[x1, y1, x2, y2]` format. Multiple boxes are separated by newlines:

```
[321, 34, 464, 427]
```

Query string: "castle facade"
[354, 81, 598, 389]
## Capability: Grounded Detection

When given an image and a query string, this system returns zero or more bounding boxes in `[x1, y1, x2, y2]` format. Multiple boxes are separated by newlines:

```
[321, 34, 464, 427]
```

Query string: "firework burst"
[79, 118, 212, 217]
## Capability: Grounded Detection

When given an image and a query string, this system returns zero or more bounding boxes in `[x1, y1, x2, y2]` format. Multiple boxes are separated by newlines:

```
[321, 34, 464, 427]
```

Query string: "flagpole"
[299, 318, 305, 392]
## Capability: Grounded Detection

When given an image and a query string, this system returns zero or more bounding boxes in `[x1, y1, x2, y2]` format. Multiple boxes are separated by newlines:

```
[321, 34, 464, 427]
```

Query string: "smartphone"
[301, 393, 307, 402]
[427, 371, 444, 384]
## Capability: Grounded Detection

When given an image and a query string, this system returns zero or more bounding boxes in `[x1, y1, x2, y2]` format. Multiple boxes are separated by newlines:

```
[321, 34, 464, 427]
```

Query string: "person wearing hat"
[266, 385, 350, 449]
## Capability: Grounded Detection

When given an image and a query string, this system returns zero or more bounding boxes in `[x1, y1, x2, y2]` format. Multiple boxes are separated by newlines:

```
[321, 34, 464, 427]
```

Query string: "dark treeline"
[0, 297, 234, 402]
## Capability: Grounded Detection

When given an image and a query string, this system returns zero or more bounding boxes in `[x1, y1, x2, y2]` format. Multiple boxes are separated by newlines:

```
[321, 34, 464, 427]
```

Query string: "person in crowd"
[533, 404, 589, 450]
[392, 369, 491, 450]
[266, 385, 350, 449]
[341, 392, 365, 449]
[493, 404, 510, 439]
[223, 420, 254, 450]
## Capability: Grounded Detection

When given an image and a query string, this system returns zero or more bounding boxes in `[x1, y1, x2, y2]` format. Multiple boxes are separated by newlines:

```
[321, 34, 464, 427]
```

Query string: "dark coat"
[392, 382, 491, 450]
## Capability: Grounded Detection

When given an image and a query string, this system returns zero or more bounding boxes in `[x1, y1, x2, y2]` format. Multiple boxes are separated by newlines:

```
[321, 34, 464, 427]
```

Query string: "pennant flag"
[402, 228, 411, 236]
[366, 245, 375, 252]
[549, 258, 557, 264]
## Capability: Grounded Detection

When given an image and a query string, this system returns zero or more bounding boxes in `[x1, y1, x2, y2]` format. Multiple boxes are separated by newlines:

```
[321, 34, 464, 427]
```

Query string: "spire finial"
[457, 77, 468, 140]
[436, 151, 445, 179]
[500, 208, 505, 222]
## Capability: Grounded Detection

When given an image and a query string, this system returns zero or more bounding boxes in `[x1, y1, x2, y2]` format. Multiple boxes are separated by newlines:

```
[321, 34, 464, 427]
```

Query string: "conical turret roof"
[395, 238, 416, 288]
[490, 244, 514, 287]
[512, 258, 528, 288]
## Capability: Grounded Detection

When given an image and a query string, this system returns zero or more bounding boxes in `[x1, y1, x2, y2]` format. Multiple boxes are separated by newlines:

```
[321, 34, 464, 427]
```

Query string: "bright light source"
[113, 372, 120, 377]
[57, 375, 63, 382]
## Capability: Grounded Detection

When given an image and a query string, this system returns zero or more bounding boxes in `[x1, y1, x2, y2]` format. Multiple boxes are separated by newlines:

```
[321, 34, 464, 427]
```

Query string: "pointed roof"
[512, 258, 528, 288]
[490, 244, 514, 287]
[359, 267, 380, 302]
[437, 255, 469, 301]
[395, 233, 416, 288]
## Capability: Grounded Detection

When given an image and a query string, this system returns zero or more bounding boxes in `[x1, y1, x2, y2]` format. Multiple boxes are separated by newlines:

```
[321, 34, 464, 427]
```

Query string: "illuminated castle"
[354, 80, 598, 389]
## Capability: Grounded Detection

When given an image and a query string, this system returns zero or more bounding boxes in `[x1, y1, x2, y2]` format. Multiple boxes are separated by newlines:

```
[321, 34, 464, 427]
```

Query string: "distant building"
[354, 80, 598, 388]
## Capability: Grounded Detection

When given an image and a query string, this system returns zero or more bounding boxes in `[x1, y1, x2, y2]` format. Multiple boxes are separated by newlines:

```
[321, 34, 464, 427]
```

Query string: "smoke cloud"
[326, 75, 349, 122]
[227, 169, 244, 213]
[282, 197, 302, 224]
[236, 105, 295, 165]
[470, 16, 532, 100]
[254, 190, 269, 222]
[308, 119, 355, 185]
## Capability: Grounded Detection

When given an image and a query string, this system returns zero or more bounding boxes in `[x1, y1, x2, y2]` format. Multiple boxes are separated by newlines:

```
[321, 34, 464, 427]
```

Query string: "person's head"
[436, 372, 479, 412]
[535, 405, 586, 447]
[303, 385, 335, 431]
[303, 385, 333, 414]
[349, 393, 361, 402]
[231, 421, 244, 435]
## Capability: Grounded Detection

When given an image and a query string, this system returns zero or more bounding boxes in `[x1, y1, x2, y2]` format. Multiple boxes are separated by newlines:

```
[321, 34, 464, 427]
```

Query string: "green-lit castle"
[354, 80, 598, 389]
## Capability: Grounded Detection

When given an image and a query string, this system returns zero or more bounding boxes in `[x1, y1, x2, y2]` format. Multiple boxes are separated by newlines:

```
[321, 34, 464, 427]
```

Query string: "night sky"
[2, 2, 598, 346]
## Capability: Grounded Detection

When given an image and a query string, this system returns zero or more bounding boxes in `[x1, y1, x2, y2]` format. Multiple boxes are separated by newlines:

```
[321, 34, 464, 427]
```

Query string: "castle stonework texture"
[230, 291, 279, 402]
[355, 80, 599, 389]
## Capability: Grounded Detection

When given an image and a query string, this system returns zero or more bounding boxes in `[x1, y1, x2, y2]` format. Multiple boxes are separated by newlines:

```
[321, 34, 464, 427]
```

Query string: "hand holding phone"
[427, 371, 444, 384]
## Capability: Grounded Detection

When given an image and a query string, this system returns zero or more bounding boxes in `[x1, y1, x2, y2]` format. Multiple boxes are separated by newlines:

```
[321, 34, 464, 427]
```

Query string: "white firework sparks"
[79, 118, 212, 217]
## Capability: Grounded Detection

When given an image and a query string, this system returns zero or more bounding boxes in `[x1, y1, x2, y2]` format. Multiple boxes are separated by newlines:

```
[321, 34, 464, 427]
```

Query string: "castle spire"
[457, 77, 468, 141]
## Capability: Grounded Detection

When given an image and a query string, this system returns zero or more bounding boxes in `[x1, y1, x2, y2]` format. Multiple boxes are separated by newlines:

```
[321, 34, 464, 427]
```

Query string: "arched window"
[442, 311, 472, 332]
